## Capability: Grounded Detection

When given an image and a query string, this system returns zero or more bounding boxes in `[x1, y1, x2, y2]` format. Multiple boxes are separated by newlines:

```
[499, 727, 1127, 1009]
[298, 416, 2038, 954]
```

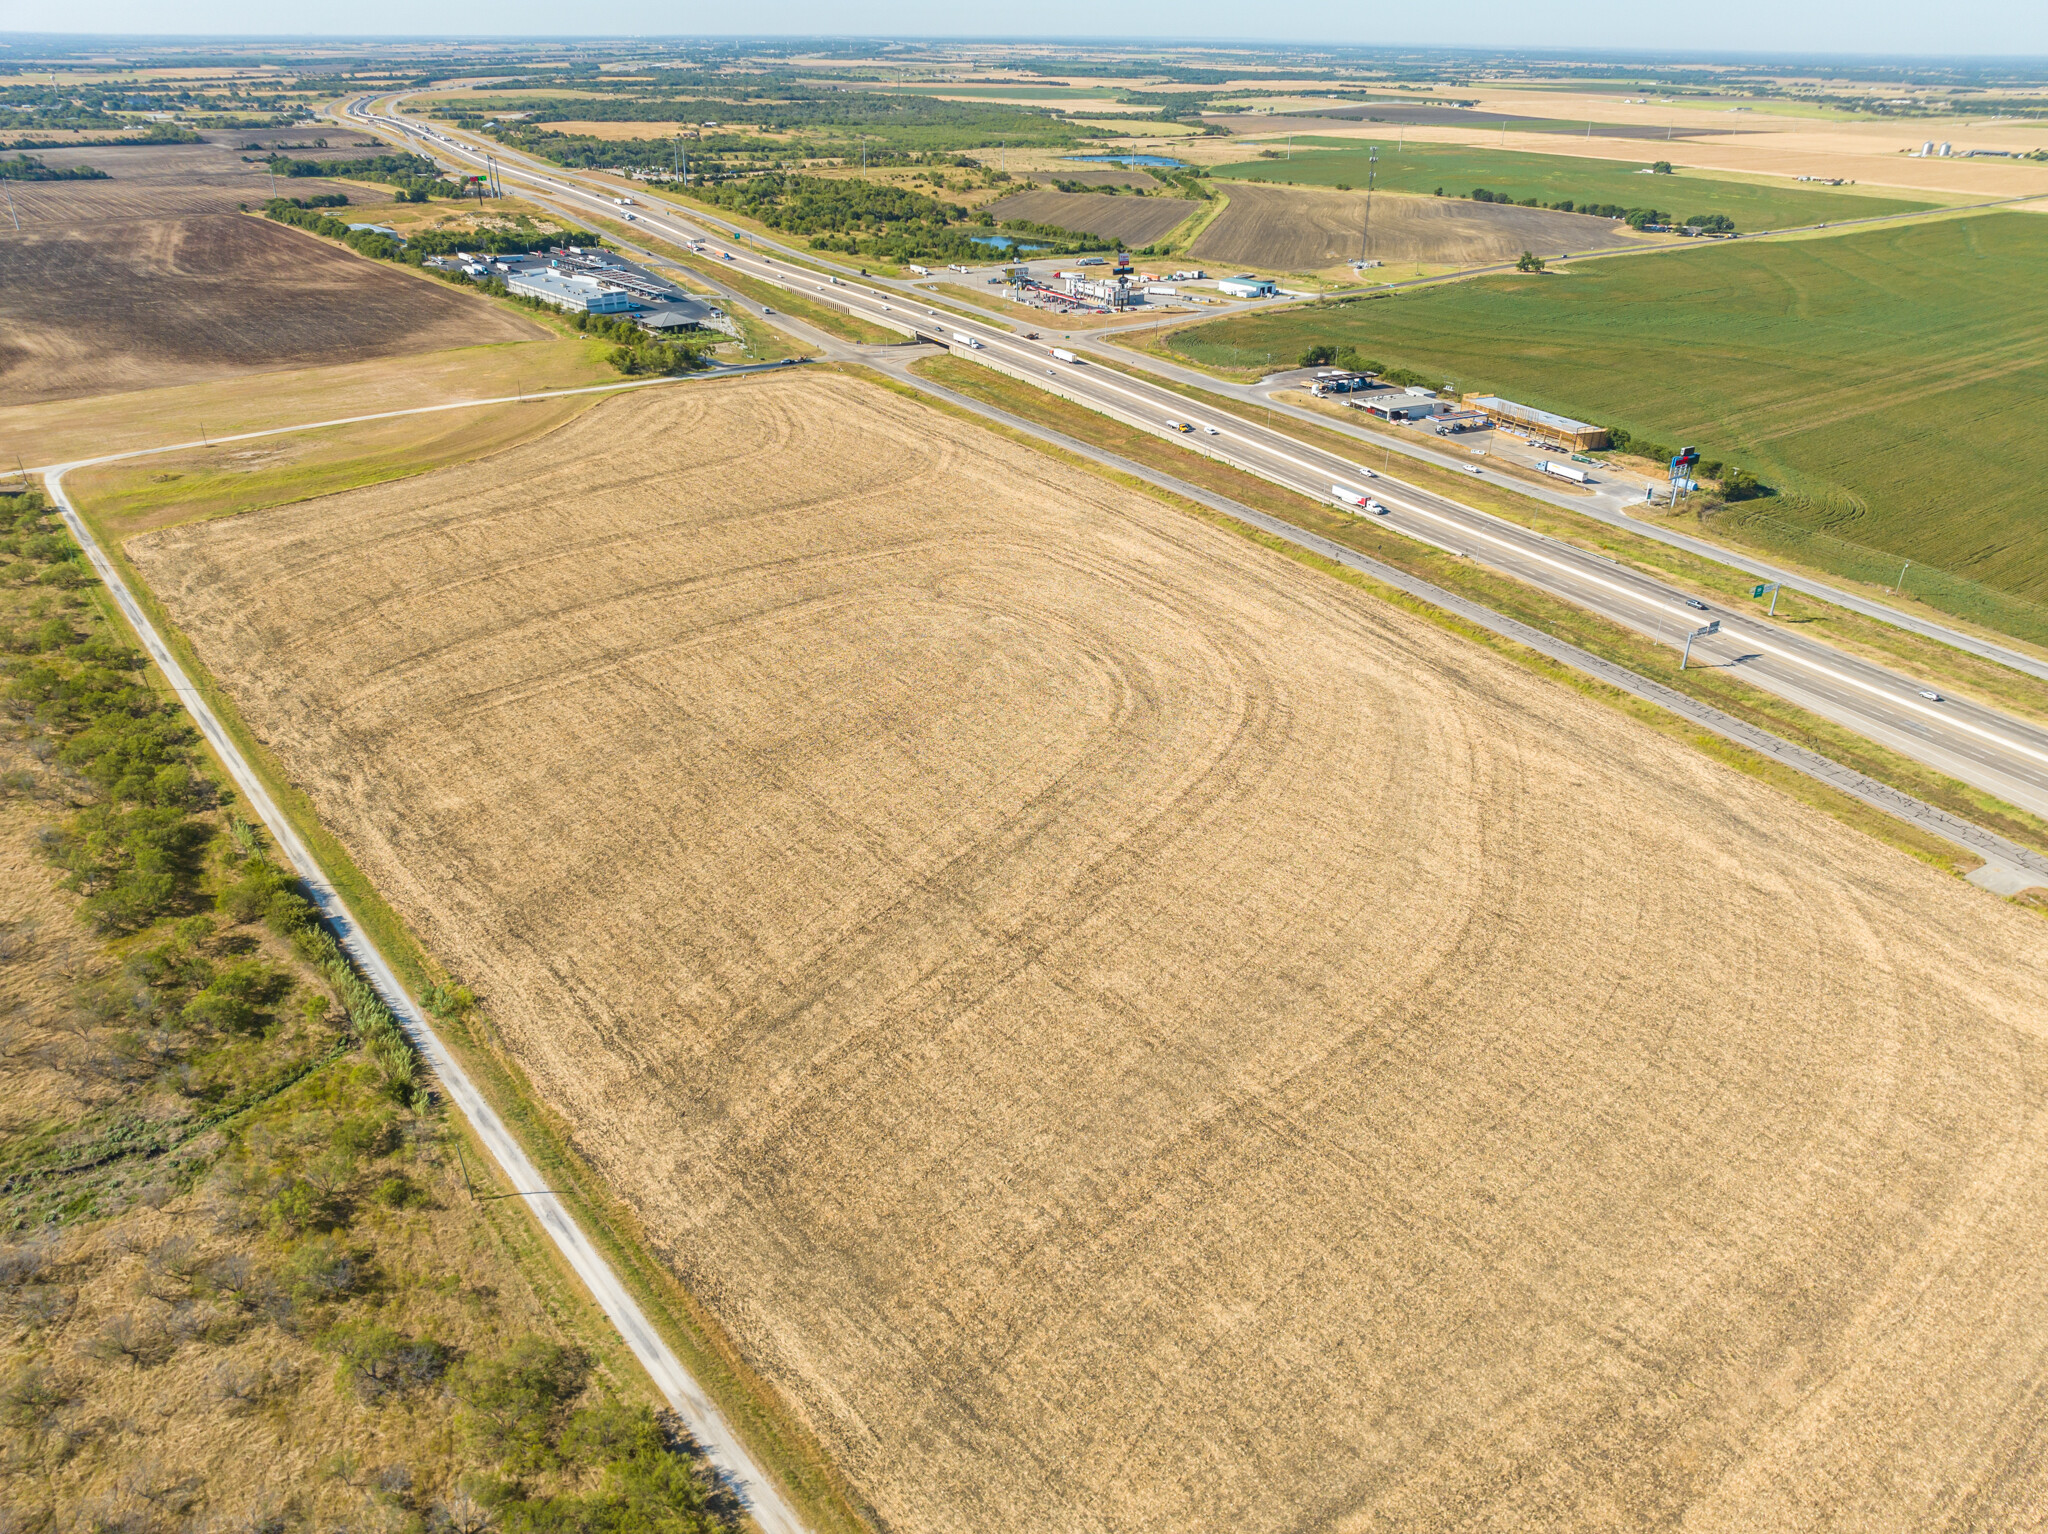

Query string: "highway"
[340, 94, 2048, 834]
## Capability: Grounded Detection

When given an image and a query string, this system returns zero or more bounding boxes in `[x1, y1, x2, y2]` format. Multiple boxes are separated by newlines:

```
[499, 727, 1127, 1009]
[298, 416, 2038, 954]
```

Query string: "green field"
[1210, 139, 1939, 233]
[1165, 213, 2048, 637]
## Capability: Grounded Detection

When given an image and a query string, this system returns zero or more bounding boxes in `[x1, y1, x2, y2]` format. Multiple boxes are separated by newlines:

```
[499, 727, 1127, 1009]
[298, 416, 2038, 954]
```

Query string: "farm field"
[0, 215, 541, 406]
[0, 133, 542, 406]
[1189, 182, 1652, 270]
[0, 334, 617, 470]
[1167, 213, 2048, 616]
[130, 370, 2048, 1534]
[1209, 139, 1940, 232]
[982, 186, 1200, 246]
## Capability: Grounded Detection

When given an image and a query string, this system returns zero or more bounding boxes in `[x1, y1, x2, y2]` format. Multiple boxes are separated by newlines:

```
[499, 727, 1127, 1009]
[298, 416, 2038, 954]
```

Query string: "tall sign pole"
[1680, 619, 1720, 670]
[1752, 581, 1782, 617]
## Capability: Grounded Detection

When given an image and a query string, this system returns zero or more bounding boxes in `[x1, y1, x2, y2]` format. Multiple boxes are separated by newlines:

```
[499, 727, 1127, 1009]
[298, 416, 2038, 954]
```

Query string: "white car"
[1461, 464, 1484, 475]
[1204, 425, 1219, 435]
[1918, 689, 1944, 702]
[1360, 467, 1376, 477]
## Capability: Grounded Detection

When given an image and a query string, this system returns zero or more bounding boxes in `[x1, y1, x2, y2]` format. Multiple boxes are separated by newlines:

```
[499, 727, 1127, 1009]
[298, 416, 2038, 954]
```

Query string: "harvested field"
[133, 372, 2048, 1534]
[0, 215, 542, 406]
[1193, 182, 1652, 269]
[1039, 166, 1159, 189]
[984, 186, 1200, 246]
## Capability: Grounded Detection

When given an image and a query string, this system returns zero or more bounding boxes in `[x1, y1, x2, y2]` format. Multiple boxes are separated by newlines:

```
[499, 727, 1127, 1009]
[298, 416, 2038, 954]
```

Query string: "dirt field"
[0, 215, 541, 406]
[984, 187, 1201, 246]
[1192, 183, 1654, 270]
[130, 372, 2048, 1534]
[0, 131, 544, 406]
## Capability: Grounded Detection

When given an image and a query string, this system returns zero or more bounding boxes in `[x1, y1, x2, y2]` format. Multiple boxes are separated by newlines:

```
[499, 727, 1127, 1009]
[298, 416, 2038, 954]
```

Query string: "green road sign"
[1752, 584, 1769, 598]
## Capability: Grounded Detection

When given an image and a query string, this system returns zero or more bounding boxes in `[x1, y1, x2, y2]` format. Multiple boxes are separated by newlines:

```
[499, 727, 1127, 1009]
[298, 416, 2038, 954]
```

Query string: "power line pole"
[1361, 147, 1378, 262]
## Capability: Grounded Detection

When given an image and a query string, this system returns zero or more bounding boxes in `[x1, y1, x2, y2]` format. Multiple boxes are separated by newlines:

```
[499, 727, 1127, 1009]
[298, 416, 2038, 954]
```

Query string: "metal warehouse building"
[506, 269, 639, 315]
[1469, 396, 1610, 452]
[1217, 275, 1278, 298]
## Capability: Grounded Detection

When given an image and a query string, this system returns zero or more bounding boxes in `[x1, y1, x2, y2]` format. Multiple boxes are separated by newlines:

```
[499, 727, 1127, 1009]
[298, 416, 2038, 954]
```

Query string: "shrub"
[1297, 344, 1336, 367]
[452, 1337, 590, 1472]
[321, 1320, 450, 1401]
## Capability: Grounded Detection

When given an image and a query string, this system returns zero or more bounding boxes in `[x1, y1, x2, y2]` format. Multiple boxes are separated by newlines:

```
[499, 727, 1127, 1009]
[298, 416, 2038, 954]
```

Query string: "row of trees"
[1464, 187, 1739, 232]
[687, 170, 1098, 261]
[0, 153, 109, 182]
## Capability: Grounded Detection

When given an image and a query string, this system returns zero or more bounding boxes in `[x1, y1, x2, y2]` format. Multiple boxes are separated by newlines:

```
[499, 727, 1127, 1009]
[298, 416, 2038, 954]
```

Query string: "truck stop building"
[505, 269, 638, 315]
[1469, 395, 1609, 451]
[1217, 275, 1279, 298]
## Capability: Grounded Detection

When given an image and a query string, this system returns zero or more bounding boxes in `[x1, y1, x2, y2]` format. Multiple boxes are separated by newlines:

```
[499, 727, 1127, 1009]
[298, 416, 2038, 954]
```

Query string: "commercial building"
[1063, 274, 1135, 309]
[1468, 395, 1609, 452]
[1218, 275, 1279, 299]
[636, 297, 731, 336]
[1359, 396, 1445, 422]
[505, 268, 638, 315]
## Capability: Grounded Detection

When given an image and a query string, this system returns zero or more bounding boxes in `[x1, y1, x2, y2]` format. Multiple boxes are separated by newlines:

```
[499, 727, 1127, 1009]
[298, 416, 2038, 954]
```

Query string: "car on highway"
[1685, 598, 1710, 612]
[1460, 464, 1484, 475]
[1919, 689, 1945, 702]
[762, 306, 773, 314]
[1204, 425, 1219, 435]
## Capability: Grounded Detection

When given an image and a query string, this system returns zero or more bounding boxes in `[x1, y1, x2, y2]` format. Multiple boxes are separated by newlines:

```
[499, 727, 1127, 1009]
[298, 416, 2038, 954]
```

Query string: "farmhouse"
[1469, 394, 1609, 451]
[505, 268, 638, 314]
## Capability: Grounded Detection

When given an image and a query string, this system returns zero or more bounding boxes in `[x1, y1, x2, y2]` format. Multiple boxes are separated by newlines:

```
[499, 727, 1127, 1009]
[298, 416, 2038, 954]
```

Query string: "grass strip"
[903, 354, 2045, 870]
[66, 471, 884, 1534]
[1086, 344, 2048, 723]
[663, 248, 901, 346]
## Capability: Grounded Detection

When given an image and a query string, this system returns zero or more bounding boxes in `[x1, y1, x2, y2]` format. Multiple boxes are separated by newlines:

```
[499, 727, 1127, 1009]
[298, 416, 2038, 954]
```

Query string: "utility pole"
[1895, 560, 1911, 594]
[3, 182, 16, 232]
[1361, 147, 1378, 261]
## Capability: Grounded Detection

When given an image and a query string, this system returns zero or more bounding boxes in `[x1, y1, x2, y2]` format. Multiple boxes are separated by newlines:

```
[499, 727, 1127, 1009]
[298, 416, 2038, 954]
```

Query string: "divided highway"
[344, 93, 2048, 835]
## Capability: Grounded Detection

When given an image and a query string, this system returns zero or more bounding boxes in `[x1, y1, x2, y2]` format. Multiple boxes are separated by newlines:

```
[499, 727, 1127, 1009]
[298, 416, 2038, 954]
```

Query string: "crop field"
[983, 186, 1200, 246]
[128, 370, 2048, 1534]
[1189, 182, 1653, 270]
[1210, 140, 1938, 232]
[0, 214, 542, 406]
[1170, 212, 2048, 611]
[0, 130, 539, 406]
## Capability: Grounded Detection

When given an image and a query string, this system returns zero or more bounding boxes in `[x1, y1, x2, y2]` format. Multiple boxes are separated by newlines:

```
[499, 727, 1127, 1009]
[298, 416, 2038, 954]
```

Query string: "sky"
[12, 0, 2048, 56]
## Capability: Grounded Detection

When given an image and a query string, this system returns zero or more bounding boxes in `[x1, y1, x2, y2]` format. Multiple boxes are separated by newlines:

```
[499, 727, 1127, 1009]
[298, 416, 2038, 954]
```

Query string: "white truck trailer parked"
[1538, 461, 1591, 484]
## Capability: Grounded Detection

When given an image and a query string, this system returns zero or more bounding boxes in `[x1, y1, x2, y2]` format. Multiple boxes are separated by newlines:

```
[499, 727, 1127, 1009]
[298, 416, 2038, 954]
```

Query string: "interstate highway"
[341, 96, 2048, 827]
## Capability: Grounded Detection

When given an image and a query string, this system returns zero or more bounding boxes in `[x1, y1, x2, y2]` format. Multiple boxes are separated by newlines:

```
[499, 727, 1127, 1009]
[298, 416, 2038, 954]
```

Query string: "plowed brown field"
[1193, 182, 1655, 269]
[985, 186, 1201, 246]
[0, 134, 541, 406]
[129, 372, 2048, 1534]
